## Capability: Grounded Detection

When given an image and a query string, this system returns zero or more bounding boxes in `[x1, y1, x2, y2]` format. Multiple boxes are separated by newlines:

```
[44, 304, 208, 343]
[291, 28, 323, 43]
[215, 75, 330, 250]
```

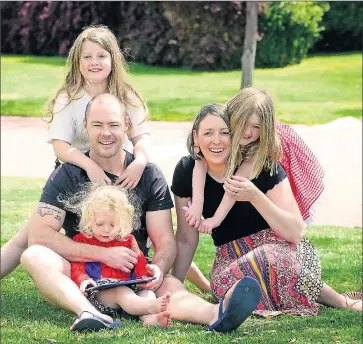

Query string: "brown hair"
[186, 103, 229, 160]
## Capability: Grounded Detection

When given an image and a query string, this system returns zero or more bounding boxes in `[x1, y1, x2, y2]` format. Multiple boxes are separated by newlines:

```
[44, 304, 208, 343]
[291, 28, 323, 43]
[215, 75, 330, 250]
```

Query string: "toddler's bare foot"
[143, 310, 172, 328]
[148, 292, 171, 314]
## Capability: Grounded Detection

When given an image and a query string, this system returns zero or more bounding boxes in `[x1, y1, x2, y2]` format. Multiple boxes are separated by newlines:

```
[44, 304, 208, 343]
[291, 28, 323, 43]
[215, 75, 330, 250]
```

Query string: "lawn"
[1, 176, 362, 344]
[1, 53, 361, 124]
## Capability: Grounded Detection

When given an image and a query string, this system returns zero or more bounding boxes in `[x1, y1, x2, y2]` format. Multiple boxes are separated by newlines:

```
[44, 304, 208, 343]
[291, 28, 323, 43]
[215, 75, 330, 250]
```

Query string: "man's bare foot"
[147, 292, 171, 314]
[143, 310, 172, 328]
[209, 281, 238, 326]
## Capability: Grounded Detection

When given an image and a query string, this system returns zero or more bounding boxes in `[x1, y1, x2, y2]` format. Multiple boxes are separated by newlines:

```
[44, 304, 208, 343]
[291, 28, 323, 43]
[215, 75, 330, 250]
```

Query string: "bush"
[162, 2, 250, 70]
[255, 2, 329, 68]
[1, 1, 329, 70]
[0, 1, 175, 61]
[313, 2, 363, 52]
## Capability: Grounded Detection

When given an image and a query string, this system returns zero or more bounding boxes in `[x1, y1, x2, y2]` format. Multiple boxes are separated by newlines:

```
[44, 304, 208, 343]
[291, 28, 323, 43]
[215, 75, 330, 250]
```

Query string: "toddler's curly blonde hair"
[61, 182, 141, 240]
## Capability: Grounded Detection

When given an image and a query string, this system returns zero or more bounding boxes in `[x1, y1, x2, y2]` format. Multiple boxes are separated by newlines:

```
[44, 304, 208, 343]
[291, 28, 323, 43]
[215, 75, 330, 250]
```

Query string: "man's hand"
[101, 246, 138, 272]
[138, 264, 164, 291]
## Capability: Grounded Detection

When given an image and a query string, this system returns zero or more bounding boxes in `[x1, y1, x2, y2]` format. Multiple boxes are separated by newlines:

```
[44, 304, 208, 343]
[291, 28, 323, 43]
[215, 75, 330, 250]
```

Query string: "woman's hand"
[86, 161, 111, 183]
[183, 200, 203, 228]
[79, 278, 97, 295]
[115, 159, 146, 189]
[199, 217, 220, 234]
[223, 176, 261, 202]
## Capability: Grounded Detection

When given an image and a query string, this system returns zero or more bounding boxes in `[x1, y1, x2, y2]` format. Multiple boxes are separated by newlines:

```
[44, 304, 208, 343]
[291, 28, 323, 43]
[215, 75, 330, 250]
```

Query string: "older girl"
[47, 25, 151, 188]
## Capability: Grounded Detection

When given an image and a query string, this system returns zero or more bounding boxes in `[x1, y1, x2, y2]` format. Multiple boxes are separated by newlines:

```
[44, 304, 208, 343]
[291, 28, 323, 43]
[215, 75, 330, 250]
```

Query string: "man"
[3, 93, 261, 333]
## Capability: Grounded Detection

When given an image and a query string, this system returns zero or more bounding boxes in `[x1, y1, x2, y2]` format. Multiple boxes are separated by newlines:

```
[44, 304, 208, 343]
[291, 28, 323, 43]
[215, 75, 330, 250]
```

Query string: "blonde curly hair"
[60, 182, 141, 240]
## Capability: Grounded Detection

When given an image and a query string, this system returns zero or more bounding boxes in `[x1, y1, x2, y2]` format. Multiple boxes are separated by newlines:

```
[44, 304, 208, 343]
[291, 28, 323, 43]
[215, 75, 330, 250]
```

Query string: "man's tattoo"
[37, 203, 64, 222]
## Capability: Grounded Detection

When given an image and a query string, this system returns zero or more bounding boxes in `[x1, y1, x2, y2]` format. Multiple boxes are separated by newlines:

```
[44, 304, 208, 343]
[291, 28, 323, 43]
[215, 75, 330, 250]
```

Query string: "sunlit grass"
[1, 176, 362, 343]
[1, 53, 361, 124]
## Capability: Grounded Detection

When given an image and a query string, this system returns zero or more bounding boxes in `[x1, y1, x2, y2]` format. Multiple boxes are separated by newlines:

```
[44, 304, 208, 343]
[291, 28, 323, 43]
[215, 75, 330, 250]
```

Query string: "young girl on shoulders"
[62, 182, 172, 331]
[184, 88, 325, 233]
[47, 25, 151, 188]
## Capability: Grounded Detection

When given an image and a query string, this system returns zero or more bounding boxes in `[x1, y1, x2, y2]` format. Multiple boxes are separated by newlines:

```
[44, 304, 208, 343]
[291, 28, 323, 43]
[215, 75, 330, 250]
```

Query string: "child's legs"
[97, 286, 168, 316]
[137, 289, 172, 328]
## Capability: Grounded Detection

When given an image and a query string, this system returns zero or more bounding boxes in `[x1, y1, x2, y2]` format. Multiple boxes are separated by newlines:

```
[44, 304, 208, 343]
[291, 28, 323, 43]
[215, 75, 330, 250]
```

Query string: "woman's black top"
[171, 156, 287, 247]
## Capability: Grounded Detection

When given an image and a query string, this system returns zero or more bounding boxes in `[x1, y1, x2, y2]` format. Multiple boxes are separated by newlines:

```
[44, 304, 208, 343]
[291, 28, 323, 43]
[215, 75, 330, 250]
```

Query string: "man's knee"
[20, 245, 43, 268]
[20, 245, 70, 276]
[156, 275, 186, 296]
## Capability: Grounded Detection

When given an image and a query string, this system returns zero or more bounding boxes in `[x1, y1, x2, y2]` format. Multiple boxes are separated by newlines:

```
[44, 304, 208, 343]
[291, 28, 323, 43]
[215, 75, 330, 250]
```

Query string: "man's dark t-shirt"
[40, 151, 174, 256]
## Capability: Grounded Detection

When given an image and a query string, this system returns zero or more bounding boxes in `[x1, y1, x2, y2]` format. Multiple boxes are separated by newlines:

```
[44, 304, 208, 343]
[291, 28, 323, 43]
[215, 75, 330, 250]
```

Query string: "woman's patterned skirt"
[210, 229, 323, 316]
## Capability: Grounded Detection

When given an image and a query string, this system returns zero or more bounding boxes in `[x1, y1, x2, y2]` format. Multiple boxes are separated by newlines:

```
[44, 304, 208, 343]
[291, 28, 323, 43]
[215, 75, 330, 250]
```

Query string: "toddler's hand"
[199, 217, 220, 234]
[115, 159, 146, 189]
[79, 278, 97, 296]
[183, 200, 203, 228]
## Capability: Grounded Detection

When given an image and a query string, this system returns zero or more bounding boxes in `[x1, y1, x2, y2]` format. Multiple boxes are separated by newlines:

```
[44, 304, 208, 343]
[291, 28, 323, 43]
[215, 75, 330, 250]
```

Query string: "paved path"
[1, 116, 362, 228]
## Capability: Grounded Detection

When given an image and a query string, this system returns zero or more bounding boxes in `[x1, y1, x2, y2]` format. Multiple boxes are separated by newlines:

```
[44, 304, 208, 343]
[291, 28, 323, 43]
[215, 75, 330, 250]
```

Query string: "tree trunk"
[241, 1, 258, 88]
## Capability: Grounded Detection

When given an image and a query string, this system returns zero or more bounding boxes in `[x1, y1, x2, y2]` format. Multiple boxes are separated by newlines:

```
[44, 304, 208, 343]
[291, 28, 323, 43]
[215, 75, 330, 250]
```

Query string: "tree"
[241, 1, 258, 88]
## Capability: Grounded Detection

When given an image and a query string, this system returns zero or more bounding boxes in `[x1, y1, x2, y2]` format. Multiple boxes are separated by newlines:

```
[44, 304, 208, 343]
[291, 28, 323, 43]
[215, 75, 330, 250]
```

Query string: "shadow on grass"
[307, 51, 362, 58]
[5, 54, 67, 66]
[333, 108, 362, 119]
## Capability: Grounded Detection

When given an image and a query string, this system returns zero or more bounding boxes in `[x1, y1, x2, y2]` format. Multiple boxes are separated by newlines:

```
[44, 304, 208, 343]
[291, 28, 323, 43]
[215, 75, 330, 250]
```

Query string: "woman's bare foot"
[147, 292, 171, 314]
[344, 297, 362, 312]
[143, 310, 172, 328]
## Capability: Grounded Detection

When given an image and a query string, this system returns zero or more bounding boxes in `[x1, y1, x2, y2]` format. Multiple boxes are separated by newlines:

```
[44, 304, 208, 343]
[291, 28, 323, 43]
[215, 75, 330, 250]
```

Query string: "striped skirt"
[210, 229, 323, 316]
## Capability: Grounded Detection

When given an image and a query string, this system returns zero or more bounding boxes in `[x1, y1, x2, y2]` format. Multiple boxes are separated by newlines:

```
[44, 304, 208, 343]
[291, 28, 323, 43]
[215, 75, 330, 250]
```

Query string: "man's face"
[85, 101, 127, 159]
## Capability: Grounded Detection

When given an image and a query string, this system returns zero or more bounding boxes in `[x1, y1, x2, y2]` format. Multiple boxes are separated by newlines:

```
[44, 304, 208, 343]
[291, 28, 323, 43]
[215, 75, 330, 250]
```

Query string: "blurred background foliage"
[1, 1, 362, 70]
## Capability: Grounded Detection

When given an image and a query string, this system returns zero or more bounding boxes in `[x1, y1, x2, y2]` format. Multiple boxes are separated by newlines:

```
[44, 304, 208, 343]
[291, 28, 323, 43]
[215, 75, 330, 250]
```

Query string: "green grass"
[1, 53, 362, 124]
[1, 176, 362, 343]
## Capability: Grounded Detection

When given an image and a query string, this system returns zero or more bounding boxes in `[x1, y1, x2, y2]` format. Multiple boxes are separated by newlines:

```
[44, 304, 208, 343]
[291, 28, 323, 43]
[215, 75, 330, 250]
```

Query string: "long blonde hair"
[46, 25, 149, 124]
[60, 182, 141, 240]
[226, 88, 282, 180]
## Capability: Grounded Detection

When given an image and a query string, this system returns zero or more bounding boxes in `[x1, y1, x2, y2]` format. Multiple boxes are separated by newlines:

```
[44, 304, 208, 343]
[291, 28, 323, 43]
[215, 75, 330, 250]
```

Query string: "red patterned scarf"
[276, 122, 325, 223]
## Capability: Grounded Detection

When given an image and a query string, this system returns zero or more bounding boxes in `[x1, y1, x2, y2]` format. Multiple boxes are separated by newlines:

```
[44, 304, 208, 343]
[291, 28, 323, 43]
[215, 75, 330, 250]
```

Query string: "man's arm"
[146, 209, 176, 275]
[28, 202, 104, 261]
[28, 202, 138, 271]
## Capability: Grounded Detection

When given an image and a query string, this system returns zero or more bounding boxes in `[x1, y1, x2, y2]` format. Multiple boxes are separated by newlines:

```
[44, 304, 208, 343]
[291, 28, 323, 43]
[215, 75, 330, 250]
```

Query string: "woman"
[171, 89, 361, 316]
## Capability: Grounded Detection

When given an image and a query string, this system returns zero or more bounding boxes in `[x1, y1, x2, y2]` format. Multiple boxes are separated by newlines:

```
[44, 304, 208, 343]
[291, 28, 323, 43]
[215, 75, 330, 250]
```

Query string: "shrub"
[162, 1, 251, 70]
[313, 1, 363, 52]
[1, 1, 330, 69]
[255, 2, 329, 68]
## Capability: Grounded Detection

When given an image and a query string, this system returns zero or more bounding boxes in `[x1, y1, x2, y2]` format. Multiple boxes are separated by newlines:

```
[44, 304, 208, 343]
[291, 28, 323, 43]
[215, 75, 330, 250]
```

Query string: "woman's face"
[193, 114, 230, 166]
[239, 113, 260, 146]
[79, 40, 112, 85]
